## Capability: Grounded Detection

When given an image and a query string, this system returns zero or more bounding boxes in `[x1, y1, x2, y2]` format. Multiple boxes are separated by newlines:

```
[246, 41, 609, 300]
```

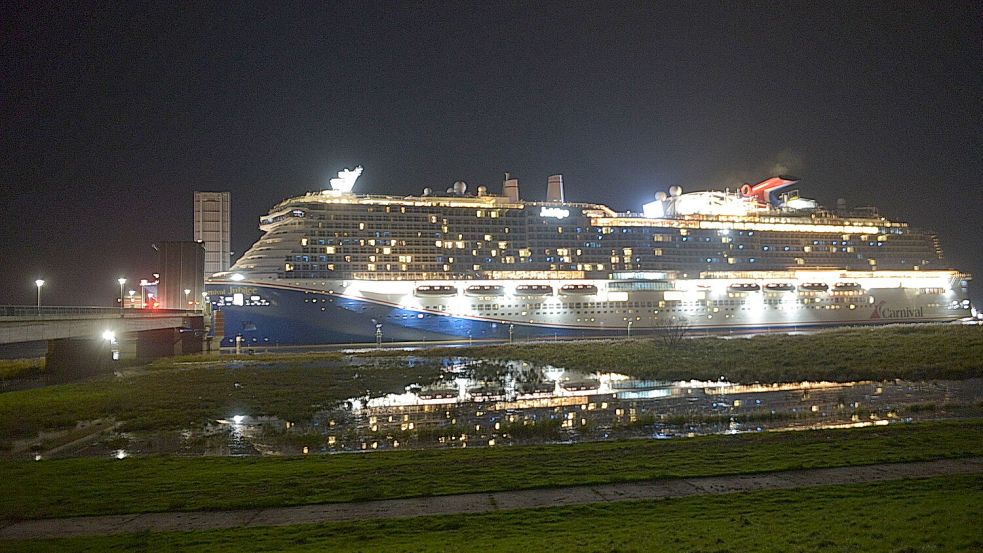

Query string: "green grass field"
[0, 356, 442, 446]
[2, 419, 979, 520]
[6, 474, 981, 552]
[2, 324, 981, 448]
[3, 326, 982, 551]
[0, 357, 44, 380]
[361, 324, 983, 383]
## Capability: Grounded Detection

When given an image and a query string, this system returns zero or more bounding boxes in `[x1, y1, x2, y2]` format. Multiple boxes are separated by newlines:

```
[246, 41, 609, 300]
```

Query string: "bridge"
[0, 306, 209, 373]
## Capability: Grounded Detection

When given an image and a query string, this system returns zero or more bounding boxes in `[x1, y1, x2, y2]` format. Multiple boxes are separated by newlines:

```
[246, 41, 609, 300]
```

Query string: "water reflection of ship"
[559, 380, 600, 392]
[417, 387, 458, 400]
[330, 365, 969, 454]
[517, 382, 554, 394]
[356, 360, 850, 412]
[467, 385, 505, 402]
[608, 379, 670, 390]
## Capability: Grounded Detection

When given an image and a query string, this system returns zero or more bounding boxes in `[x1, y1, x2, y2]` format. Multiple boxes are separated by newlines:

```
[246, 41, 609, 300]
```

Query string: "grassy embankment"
[0, 357, 45, 380]
[5, 474, 981, 552]
[363, 324, 983, 383]
[2, 325, 980, 447]
[1, 418, 980, 520]
[0, 353, 441, 450]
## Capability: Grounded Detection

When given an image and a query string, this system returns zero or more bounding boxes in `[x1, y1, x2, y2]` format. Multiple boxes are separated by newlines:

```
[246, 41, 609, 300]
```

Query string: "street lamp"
[139, 279, 149, 308]
[128, 290, 136, 309]
[118, 278, 126, 316]
[627, 320, 633, 338]
[184, 289, 191, 308]
[35, 279, 44, 316]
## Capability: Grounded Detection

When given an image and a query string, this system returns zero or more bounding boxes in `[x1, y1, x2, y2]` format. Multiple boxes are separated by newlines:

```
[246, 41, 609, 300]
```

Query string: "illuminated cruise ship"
[205, 168, 972, 345]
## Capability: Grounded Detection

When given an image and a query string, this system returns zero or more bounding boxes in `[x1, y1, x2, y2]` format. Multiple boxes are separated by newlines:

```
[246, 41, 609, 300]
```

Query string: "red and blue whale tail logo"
[740, 176, 800, 206]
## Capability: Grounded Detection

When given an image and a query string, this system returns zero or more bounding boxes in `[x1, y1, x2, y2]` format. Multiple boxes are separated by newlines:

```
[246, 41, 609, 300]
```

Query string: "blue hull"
[205, 283, 944, 346]
[206, 285, 597, 346]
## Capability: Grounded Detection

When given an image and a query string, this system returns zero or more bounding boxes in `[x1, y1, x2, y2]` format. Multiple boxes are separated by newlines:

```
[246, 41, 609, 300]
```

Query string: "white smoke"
[767, 148, 803, 176]
[710, 149, 805, 188]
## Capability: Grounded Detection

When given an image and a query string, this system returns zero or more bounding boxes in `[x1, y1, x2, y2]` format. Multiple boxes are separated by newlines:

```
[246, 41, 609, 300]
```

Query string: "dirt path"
[2, 457, 981, 540]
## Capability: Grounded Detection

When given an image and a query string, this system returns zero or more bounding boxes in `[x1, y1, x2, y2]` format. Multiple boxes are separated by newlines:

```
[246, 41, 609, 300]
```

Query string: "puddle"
[24, 357, 983, 459]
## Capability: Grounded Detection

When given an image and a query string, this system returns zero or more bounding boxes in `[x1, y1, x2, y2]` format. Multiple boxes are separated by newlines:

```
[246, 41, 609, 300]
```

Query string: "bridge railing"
[0, 306, 198, 318]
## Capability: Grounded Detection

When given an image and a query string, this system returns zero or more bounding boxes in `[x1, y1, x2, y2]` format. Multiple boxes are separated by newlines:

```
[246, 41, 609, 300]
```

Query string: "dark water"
[0, 341, 46, 359]
[22, 356, 983, 460]
[323, 359, 981, 452]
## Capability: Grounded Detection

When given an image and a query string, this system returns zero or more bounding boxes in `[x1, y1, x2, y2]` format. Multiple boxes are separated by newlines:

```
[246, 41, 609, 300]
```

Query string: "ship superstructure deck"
[206, 171, 972, 345]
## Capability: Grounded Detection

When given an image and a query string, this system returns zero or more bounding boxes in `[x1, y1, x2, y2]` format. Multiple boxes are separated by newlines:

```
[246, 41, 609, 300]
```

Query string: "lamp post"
[35, 279, 44, 316]
[118, 278, 126, 316]
[184, 289, 191, 308]
[627, 320, 633, 338]
[139, 279, 149, 308]
[128, 290, 135, 309]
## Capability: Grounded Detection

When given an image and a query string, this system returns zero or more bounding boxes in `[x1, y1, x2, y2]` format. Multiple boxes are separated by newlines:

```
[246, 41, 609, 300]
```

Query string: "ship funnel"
[739, 176, 799, 206]
[546, 174, 565, 202]
[503, 173, 520, 203]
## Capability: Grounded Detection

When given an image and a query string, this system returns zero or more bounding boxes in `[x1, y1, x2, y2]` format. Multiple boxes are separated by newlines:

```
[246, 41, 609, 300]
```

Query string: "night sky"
[2, 2, 980, 307]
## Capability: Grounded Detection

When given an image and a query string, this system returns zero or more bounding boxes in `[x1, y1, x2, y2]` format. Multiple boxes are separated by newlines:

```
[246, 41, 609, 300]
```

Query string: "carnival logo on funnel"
[870, 299, 923, 320]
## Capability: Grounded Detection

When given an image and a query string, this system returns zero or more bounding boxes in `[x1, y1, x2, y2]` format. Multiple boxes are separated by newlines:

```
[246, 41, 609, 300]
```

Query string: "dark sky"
[2, 1, 981, 306]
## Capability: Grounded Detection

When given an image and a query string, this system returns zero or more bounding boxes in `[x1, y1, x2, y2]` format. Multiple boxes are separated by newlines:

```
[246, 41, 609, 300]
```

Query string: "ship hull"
[205, 277, 970, 346]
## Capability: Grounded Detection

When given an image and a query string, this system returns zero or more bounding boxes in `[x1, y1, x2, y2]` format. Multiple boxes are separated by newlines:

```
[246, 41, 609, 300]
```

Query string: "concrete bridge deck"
[0, 306, 209, 371]
[0, 306, 202, 344]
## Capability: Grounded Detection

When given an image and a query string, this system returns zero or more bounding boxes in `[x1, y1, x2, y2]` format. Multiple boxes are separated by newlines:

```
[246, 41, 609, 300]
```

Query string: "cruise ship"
[205, 168, 972, 345]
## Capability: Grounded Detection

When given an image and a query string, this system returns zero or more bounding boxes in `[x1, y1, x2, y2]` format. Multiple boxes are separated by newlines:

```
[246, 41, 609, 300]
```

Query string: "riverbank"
[2, 419, 979, 520]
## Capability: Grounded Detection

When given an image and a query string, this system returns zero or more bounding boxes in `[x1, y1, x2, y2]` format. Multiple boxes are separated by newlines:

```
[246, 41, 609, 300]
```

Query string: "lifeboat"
[833, 282, 863, 291]
[465, 284, 505, 297]
[415, 285, 458, 297]
[514, 284, 554, 296]
[728, 283, 761, 292]
[799, 282, 829, 292]
[559, 284, 598, 296]
[764, 283, 796, 292]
